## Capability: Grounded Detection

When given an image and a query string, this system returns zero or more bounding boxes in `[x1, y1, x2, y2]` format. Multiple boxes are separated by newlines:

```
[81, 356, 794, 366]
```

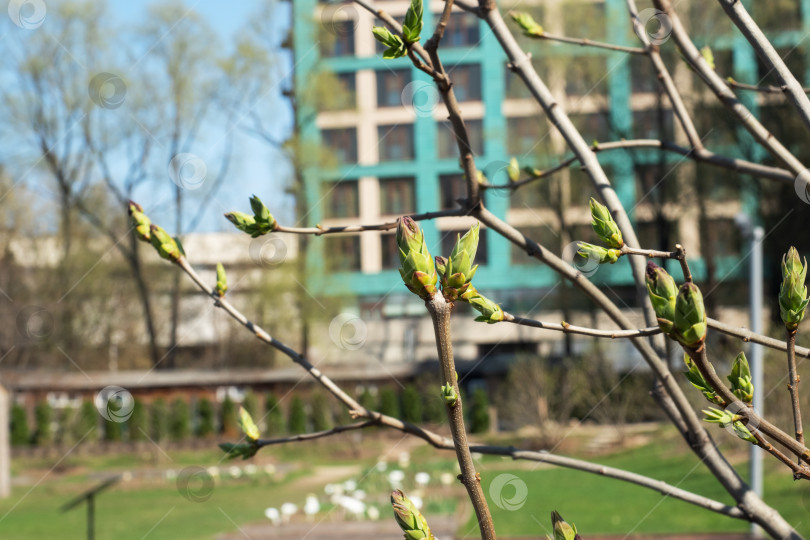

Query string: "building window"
[380, 233, 399, 270]
[505, 59, 549, 100]
[508, 176, 554, 209]
[438, 119, 483, 159]
[563, 56, 607, 98]
[506, 116, 551, 157]
[635, 164, 677, 206]
[447, 64, 481, 102]
[569, 165, 613, 207]
[636, 220, 675, 254]
[322, 180, 359, 218]
[319, 20, 355, 57]
[445, 12, 479, 48]
[440, 174, 465, 209]
[440, 227, 488, 265]
[633, 109, 674, 140]
[322, 72, 356, 111]
[703, 219, 741, 257]
[378, 124, 414, 161]
[322, 127, 358, 163]
[324, 236, 361, 272]
[380, 176, 415, 215]
[510, 226, 559, 265]
[562, 1, 605, 41]
[377, 69, 411, 107]
[570, 113, 612, 143]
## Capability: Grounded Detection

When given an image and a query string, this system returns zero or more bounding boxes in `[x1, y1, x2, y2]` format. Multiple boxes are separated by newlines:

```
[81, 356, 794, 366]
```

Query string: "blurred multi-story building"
[290, 0, 803, 370]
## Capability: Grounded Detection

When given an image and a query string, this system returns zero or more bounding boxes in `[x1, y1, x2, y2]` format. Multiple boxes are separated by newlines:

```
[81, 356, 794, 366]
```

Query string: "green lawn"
[464, 432, 809, 538]
[1, 429, 808, 539]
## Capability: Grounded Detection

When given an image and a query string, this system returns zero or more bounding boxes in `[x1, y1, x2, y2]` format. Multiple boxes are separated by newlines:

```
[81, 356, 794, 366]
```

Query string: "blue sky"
[2, 0, 296, 233]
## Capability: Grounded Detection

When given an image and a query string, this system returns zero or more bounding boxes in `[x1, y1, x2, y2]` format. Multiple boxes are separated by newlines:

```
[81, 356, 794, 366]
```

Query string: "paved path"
[217, 516, 458, 539]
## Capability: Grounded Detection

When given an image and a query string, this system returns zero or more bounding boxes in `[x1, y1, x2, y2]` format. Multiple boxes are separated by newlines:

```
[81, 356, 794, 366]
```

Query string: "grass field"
[0, 427, 807, 539]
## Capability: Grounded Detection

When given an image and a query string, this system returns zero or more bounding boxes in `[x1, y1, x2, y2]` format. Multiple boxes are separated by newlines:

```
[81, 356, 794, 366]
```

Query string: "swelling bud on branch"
[440, 224, 480, 301]
[576, 242, 620, 265]
[149, 225, 183, 262]
[391, 489, 435, 540]
[589, 197, 623, 249]
[549, 511, 581, 540]
[779, 246, 809, 331]
[128, 201, 151, 242]
[225, 195, 277, 237]
[646, 262, 678, 334]
[673, 282, 707, 348]
[728, 352, 754, 404]
[397, 217, 438, 300]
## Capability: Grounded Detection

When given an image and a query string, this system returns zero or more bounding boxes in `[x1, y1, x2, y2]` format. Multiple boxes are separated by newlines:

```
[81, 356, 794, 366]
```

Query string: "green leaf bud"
[238, 406, 260, 441]
[128, 201, 151, 242]
[674, 282, 707, 348]
[510, 11, 544, 37]
[149, 224, 182, 262]
[215, 262, 228, 298]
[402, 0, 423, 43]
[589, 197, 624, 249]
[549, 511, 581, 540]
[372, 26, 407, 59]
[646, 262, 677, 334]
[728, 352, 754, 404]
[779, 247, 809, 331]
[396, 217, 437, 299]
[576, 242, 620, 265]
[441, 383, 458, 407]
[468, 294, 504, 324]
[683, 353, 722, 405]
[391, 489, 435, 540]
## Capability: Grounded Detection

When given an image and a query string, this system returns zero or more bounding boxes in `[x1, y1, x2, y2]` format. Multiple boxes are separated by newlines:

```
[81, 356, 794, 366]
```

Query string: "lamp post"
[736, 213, 764, 538]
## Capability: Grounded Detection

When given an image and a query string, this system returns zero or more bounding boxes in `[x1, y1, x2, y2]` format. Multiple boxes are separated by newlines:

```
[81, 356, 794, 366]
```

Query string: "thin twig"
[426, 293, 496, 540]
[504, 312, 661, 338]
[685, 346, 810, 466]
[674, 244, 693, 283]
[653, 0, 810, 194]
[626, 0, 704, 149]
[256, 421, 376, 448]
[172, 254, 748, 520]
[620, 245, 679, 259]
[274, 208, 466, 236]
[479, 139, 794, 192]
[716, 0, 810, 133]
[787, 329, 805, 454]
[727, 78, 810, 94]
[516, 27, 647, 55]
[751, 431, 809, 480]
[707, 318, 810, 359]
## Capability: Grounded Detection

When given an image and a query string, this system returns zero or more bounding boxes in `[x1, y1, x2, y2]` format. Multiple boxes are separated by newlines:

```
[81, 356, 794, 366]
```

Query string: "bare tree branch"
[716, 0, 810, 132]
